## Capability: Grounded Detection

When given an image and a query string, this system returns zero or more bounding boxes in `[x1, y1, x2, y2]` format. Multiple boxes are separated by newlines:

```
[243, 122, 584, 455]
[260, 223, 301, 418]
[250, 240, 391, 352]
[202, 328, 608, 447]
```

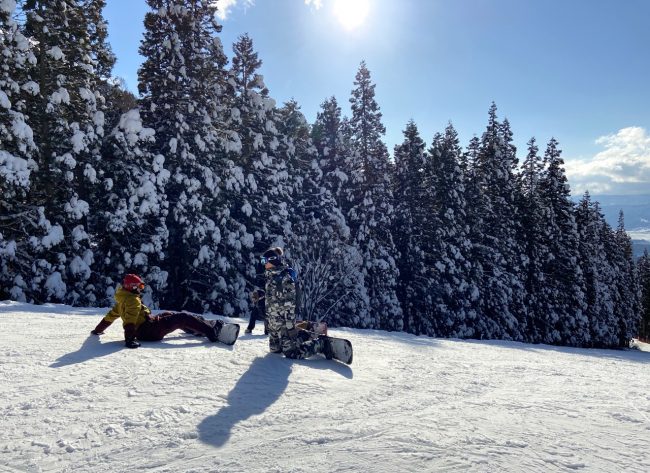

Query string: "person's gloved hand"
[90, 329, 103, 335]
[251, 288, 266, 304]
[125, 339, 141, 349]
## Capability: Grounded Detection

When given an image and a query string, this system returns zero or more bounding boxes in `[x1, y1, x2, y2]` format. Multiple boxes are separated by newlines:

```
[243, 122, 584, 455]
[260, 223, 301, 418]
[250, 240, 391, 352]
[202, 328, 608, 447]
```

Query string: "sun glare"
[334, 0, 370, 30]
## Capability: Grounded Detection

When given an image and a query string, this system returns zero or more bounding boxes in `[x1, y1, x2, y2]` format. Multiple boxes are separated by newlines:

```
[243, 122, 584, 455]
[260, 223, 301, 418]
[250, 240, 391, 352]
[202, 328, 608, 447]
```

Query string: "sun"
[333, 0, 370, 30]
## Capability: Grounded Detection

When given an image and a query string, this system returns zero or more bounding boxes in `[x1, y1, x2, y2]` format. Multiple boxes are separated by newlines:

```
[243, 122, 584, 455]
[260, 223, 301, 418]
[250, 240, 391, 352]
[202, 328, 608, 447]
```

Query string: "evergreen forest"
[2, 0, 649, 348]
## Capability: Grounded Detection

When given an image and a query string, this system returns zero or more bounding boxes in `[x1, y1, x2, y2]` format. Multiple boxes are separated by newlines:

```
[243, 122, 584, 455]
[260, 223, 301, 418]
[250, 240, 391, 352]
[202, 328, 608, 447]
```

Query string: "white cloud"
[565, 126, 650, 195]
[215, 0, 255, 20]
[305, 0, 323, 8]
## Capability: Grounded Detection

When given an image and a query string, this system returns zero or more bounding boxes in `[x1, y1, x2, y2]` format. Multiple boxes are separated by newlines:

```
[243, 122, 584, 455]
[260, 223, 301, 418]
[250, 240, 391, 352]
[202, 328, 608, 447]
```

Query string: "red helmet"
[122, 274, 145, 292]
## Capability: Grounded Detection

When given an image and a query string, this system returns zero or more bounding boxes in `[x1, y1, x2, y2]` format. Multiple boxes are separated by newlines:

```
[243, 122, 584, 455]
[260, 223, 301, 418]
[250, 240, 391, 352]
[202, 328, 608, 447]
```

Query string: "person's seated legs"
[138, 312, 222, 342]
[282, 332, 329, 360]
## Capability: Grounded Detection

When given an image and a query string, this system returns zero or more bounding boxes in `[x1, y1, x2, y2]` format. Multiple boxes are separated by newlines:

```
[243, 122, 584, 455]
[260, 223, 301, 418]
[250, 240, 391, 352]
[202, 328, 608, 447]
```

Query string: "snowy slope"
[1, 301, 649, 473]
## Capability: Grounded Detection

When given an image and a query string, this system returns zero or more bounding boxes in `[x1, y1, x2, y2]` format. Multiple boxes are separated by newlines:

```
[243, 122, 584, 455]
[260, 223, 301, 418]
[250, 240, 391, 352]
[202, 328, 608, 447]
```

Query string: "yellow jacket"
[103, 286, 151, 329]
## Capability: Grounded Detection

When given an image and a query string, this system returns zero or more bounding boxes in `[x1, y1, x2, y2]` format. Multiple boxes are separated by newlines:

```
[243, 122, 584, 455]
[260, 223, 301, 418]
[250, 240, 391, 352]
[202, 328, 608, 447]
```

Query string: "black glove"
[125, 339, 141, 349]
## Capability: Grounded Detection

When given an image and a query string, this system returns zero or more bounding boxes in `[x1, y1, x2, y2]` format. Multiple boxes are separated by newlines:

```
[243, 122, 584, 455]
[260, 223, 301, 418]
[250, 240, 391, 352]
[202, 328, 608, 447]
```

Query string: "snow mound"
[629, 338, 650, 352]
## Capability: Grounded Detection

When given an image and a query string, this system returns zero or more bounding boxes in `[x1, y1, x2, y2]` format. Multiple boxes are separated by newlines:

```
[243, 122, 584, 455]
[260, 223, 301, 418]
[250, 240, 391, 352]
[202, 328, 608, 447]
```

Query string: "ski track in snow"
[1, 301, 649, 472]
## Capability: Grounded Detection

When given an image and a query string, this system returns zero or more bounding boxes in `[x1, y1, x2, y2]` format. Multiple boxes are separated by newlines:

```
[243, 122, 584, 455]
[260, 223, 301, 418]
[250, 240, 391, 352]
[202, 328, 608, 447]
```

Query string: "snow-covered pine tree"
[0, 3, 35, 167]
[100, 78, 138, 138]
[270, 97, 303, 237]
[229, 33, 290, 246]
[82, 0, 134, 133]
[462, 134, 497, 337]
[575, 193, 617, 347]
[468, 104, 523, 340]
[22, 0, 111, 305]
[80, 0, 135, 303]
[392, 120, 428, 334]
[426, 124, 478, 338]
[594, 215, 628, 347]
[82, 0, 115, 80]
[93, 109, 169, 308]
[210, 33, 291, 316]
[344, 61, 402, 330]
[637, 249, 650, 341]
[309, 96, 368, 327]
[516, 137, 547, 342]
[0, 0, 44, 302]
[609, 211, 642, 346]
[536, 138, 588, 345]
[138, 0, 228, 311]
[496, 118, 528, 337]
[275, 99, 357, 326]
[311, 96, 349, 212]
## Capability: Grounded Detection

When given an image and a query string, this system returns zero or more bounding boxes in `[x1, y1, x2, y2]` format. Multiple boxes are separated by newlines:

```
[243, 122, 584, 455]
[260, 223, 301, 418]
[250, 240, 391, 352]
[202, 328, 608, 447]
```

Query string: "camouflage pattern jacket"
[265, 267, 298, 327]
[265, 266, 298, 338]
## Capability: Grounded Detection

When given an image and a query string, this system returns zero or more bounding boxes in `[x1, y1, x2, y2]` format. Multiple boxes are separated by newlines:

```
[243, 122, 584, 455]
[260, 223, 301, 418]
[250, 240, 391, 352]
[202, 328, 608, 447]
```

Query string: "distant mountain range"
[590, 194, 650, 231]
[630, 239, 650, 258]
[590, 194, 650, 258]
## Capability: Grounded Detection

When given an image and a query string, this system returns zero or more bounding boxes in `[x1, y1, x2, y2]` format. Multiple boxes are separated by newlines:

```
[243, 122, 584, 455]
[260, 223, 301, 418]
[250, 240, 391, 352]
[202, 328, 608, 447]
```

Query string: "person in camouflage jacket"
[262, 247, 331, 359]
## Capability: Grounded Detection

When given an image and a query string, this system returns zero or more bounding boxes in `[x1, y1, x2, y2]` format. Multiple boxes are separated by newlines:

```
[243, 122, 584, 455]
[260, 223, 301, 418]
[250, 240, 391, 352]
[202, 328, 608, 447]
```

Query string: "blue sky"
[104, 0, 650, 195]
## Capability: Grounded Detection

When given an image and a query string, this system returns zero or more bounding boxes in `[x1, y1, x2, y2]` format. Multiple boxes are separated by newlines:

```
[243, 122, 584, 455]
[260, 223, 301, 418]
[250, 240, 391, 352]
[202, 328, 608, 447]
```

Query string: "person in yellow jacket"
[91, 274, 232, 348]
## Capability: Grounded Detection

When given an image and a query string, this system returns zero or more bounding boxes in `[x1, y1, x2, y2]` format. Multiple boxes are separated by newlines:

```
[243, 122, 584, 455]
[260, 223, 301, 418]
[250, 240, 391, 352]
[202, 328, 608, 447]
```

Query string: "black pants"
[137, 312, 220, 341]
[247, 301, 267, 333]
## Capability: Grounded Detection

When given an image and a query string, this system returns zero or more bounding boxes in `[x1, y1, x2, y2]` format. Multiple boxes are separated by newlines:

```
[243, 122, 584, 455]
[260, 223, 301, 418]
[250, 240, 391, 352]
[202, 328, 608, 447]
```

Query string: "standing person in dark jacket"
[245, 287, 267, 334]
[261, 247, 332, 359]
[91, 274, 238, 347]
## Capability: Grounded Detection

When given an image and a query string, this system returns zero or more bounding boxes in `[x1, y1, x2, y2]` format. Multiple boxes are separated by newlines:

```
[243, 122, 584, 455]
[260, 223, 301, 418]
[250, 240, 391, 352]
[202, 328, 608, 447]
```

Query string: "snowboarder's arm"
[91, 318, 112, 335]
[92, 305, 120, 334]
[140, 304, 154, 321]
[103, 305, 121, 323]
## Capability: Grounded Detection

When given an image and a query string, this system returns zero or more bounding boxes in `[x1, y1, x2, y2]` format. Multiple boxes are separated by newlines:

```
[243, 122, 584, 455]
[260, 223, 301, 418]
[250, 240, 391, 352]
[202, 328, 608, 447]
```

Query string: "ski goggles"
[260, 255, 281, 265]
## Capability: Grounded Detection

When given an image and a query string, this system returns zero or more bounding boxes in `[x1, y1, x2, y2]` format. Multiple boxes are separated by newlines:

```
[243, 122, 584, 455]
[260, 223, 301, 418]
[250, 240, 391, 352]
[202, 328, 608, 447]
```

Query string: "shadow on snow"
[50, 334, 233, 368]
[198, 353, 353, 447]
[50, 336, 124, 367]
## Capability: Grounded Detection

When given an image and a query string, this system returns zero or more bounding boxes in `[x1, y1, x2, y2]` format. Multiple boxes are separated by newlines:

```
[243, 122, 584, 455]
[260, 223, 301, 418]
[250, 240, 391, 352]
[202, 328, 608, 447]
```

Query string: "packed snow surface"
[1, 301, 649, 472]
